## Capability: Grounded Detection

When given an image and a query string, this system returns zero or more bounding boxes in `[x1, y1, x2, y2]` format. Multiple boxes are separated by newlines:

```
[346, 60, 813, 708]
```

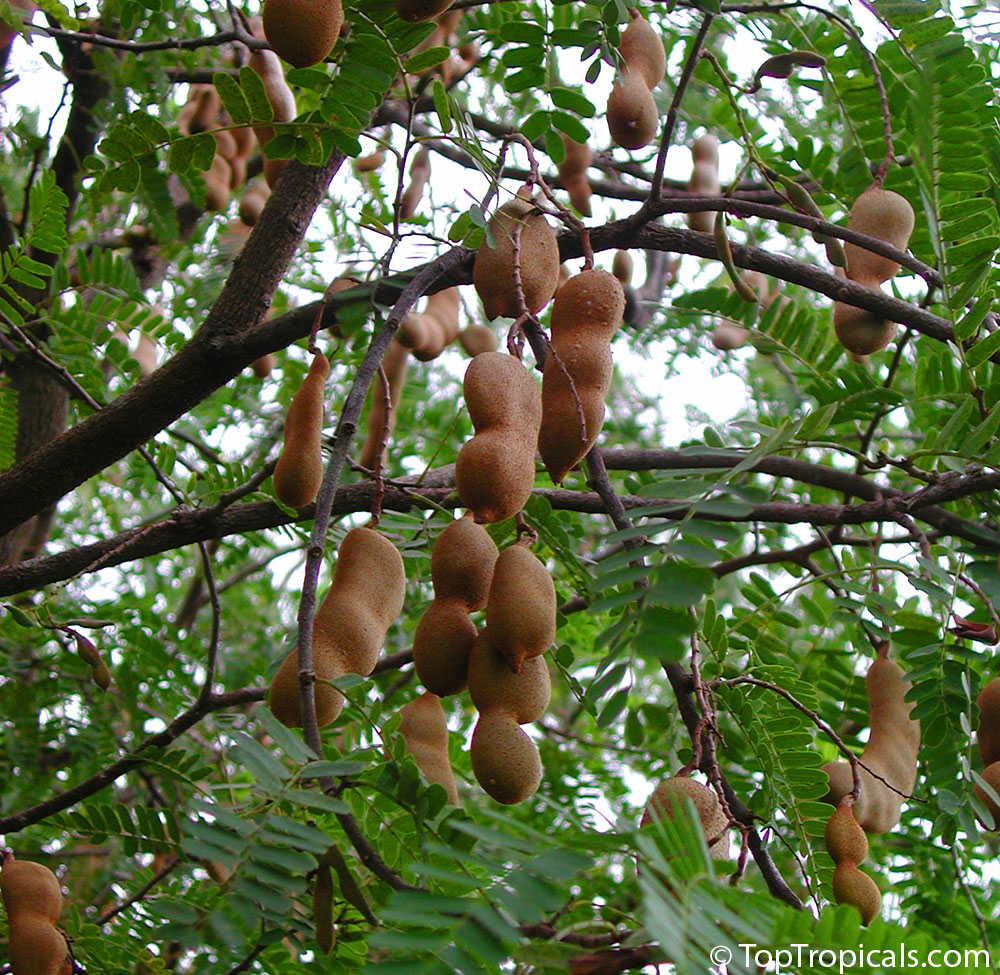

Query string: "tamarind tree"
[2, 0, 1000, 972]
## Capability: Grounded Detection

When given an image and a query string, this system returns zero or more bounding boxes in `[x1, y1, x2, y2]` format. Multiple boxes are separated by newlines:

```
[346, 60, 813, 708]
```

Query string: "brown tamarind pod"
[263, 0, 343, 67]
[1, 858, 69, 975]
[251, 353, 276, 378]
[178, 84, 221, 136]
[824, 799, 880, 925]
[458, 323, 498, 357]
[394, 0, 453, 21]
[248, 49, 297, 189]
[312, 863, 334, 954]
[412, 514, 499, 696]
[467, 628, 550, 723]
[473, 195, 560, 320]
[204, 154, 233, 212]
[688, 135, 721, 225]
[606, 13, 665, 150]
[399, 147, 431, 222]
[212, 128, 238, 161]
[557, 134, 593, 217]
[612, 250, 633, 285]
[822, 644, 920, 833]
[538, 269, 625, 484]
[484, 539, 556, 673]
[843, 186, 915, 284]
[269, 525, 406, 727]
[358, 339, 409, 470]
[399, 691, 459, 804]
[455, 351, 543, 524]
[977, 677, 1000, 767]
[410, 287, 460, 361]
[394, 313, 429, 351]
[640, 776, 730, 858]
[239, 180, 272, 227]
[833, 299, 897, 355]
[354, 151, 386, 174]
[470, 709, 542, 804]
[273, 352, 330, 509]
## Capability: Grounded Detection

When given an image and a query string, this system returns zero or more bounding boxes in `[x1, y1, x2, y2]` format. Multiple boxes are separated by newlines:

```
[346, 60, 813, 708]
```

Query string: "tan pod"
[641, 776, 730, 858]
[822, 645, 920, 833]
[538, 268, 625, 483]
[824, 799, 881, 925]
[454, 352, 543, 524]
[412, 514, 498, 696]
[483, 539, 556, 673]
[273, 352, 330, 508]
[687, 135, 720, 233]
[399, 691, 460, 804]
[1, 858, 69, 975]
[268, 526, 406, 727]
[473, 196, 560, 320]
[470, 709, 542, 804]
[263, 0, 343, 67]
[557, 133, 593, 217]
[607, 13, 665, 150]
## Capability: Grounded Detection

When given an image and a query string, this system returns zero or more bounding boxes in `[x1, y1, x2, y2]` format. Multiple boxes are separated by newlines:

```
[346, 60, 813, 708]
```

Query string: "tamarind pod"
[1, 860, 63, 922]
[193, 85, 222, 132]
[687, 159, 721, 233]
[711, 321, 751, 350]
[458, 323, 498, 357]
[833, 297, 897, 355]
[411, 287, 460, 360]
[399, 148, 431, 221]
[251, 354, 276, 378]
[269, 526, 406, 727]
[263, 0, 343, 68]
[831, 862, 881, 925]
[312, 863, 334, 954]
[239, 180, 271, 227]
[611, 250, 633, 285]
[394, 313, 429, 351]
[557, 134, 592, 217]
[412, 602, 477, 696]
[358, 339, 409, 470]
[231, 125, 256, 160]
[455, 351, 543, 524]
[640, 777, 730, 858]
[228, 155, 247, 191]
[484, 540, 556, 673]
[470, 710, 542, 804]
[399, 691, 459, 804]
[473, 196, 560, 320]
[691, 133, 719, 166]
[822, 646, 920, 833]
[844, 186, 915, 283]
[273, 352, 330, 508]
[248, 49, 296, 190]
[607, 71, 658, 150]
[395, 0, 453, 21]
[212, 128, 237, 161]
[7, 915, 69, 975]
[538, 269, 625, 484]
[468, 628, 550, 723]
[618, 13, 666, 89]
[412, 515, 498, 694]
[823, 798, 869, 865]
[973, 761, 1000, 830]
[776, 177, 847, 269]
[353, 151, 385, 173]
[322, 844, 377, 924]
[976, 677, 1000, 767]
[204, 155, 233, 212]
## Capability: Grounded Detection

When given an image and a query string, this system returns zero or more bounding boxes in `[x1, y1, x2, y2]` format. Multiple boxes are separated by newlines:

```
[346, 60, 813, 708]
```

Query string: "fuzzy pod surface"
[273, 352, 330, 508]
[262, 0, 343, 67]
[484, 539, 557, 673]
[268, 526, 406, 727]
[1, 858, 69, 975]
[467, 628, 551, 723]
[976, 677, 1000, 767]
[822, 646, 920, 833]
[824, 799, 881, 925]
[412, 515, 499, 696]
[640, 777, 730, 859]
[843, 187, 915, 284]
[606, 14, 665, 150]
[455, 352, 543, 524]
[473, 196, 560, 321]
[399, 691, 460, 804]
[538, 268, 625, 484]
[470, 709, 543, 804]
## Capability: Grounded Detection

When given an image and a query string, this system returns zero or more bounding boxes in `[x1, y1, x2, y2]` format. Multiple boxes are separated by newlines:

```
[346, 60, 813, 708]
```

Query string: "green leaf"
[403, 45, 450, 73]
